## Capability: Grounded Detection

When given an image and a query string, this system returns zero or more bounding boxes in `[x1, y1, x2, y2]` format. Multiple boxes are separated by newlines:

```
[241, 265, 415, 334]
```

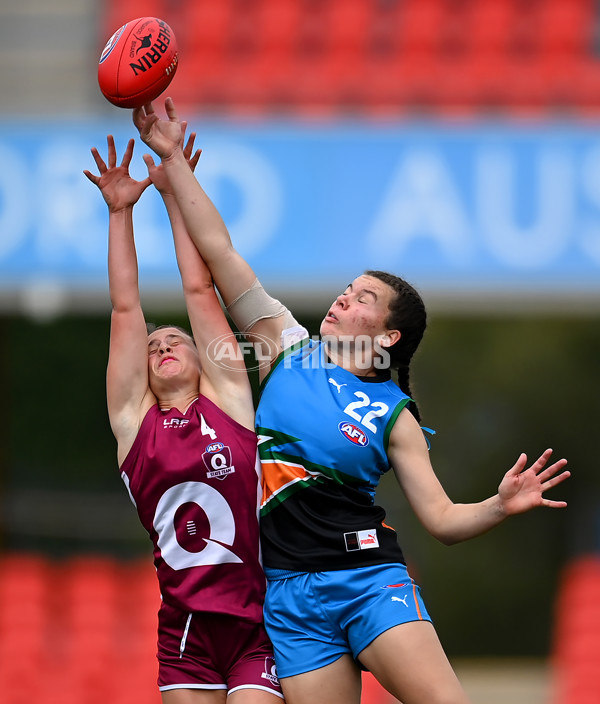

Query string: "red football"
[98, 17, 178, 109]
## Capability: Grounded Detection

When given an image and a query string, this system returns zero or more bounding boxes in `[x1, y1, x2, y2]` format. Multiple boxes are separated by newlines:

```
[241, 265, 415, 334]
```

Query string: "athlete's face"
[320, 275, 397, 342]
[147, 328, 200, 382]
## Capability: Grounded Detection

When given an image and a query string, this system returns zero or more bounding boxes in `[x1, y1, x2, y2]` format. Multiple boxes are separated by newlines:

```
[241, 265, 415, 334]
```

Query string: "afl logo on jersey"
[338, 422, 369, 446]
[205, 442, 224, 453]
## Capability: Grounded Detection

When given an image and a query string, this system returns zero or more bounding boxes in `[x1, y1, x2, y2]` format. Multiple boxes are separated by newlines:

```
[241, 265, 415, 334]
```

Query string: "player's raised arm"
[143, 129, 255, 430]
[132, 99, 297, 373]
[133, 100, 255, 304]
[389, 409, 570, 545]
[84, 136, 154, 462]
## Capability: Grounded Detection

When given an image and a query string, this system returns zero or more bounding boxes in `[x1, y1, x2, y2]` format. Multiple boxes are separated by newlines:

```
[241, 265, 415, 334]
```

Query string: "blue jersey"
[256, 338, 411, 572]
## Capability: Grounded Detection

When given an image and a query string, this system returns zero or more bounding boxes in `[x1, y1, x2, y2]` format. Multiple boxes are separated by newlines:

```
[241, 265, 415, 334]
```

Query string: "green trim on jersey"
[383, 398, 411, 450]
[259, 336, 311, 396]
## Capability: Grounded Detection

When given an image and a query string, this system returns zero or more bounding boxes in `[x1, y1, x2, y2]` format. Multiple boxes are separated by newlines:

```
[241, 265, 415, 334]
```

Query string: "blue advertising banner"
[1, 118, 599, 312]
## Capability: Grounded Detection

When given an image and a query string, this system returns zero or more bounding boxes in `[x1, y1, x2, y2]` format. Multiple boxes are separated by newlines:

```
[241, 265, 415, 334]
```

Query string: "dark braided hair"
[365, 270, 427, 423]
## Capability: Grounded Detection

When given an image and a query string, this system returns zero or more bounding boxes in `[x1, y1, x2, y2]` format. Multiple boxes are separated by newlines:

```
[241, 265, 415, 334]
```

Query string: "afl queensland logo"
[100, 24, 127, 63]
[203, 442, 235, 479]
[338, 421, 369, 447]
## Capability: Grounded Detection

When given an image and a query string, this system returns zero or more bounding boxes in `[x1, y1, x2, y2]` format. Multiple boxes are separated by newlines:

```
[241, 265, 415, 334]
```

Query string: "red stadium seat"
[102, 0, 165, 42]
[327, 0, 371, 55]
[546, 56, 599, 111]
[463, 0, 517, 58]
[550, 556, 600, 704]
[95, 0, 600, 118]
[0, 552, 167, 704]
[256, 0, 302, 53]
[168, 1, 234, 107]
[537, 0, 593, 58]
[398, 0, 447, 58]
[0, 552, 51, 596]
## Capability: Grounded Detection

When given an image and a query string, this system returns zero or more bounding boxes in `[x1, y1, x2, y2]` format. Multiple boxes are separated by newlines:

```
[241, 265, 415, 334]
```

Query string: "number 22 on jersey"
[343, 392, 389, 433]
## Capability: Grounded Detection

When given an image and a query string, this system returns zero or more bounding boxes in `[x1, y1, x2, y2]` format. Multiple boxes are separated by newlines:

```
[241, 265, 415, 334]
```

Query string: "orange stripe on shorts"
[412, 582, 423, 620]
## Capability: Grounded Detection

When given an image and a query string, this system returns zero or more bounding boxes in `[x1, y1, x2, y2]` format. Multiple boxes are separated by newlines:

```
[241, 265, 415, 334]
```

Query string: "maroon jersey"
[120, 396, 265, 622]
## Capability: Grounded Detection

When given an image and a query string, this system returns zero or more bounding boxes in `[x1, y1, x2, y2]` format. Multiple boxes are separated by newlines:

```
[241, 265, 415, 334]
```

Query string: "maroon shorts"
[157, 601, 282, 698]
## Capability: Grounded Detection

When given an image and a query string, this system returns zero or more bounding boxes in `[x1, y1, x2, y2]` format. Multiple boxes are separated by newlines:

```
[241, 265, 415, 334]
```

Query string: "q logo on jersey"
[203, 443, 235, 479]
[338, 422, 369, 447]
[154, 481, 242, 570]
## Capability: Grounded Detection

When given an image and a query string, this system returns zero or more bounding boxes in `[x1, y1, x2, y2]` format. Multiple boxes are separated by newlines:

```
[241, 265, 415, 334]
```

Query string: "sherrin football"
[98, 17, 178, 108]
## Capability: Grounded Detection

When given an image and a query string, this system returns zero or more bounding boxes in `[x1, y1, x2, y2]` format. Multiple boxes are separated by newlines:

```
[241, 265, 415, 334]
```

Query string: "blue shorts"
[263, 563, 431, 678]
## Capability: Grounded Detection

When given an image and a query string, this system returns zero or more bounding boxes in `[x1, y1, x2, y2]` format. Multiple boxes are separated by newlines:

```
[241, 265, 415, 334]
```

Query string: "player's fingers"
[185, 132, 197, 155]
[529, 448, 555, 474]
[539, 463, 570, 486]
[106, 135, 117, 167]
[183, 129, 195, 156]
[121, 138, 135, 168]
[183, 137, 196, 159]
[541, 499, 568, 509]
[90, 147, 107, 172]
[132, 106, 144, 128]
[142, 153, 156, 170]
[165, 96, 178, 122]
[506, 452, 527, 476]
[82, 170, 99, 185]
[189, 149, 202, 171]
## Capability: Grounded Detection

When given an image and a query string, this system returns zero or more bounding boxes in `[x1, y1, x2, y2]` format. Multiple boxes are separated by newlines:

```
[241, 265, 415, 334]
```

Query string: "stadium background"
[0, 0, 599, 702]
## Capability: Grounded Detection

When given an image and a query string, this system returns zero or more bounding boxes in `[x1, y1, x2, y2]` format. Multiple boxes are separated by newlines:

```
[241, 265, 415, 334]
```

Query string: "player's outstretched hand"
[132, 97, 183, 161]
[498, 448, 570, 516]
[83, 135, 151, 212]
[143, 123, 201, 195]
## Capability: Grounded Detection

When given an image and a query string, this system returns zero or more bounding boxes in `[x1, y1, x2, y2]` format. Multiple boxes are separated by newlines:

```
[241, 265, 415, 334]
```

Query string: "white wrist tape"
[226, 278, 298, 333]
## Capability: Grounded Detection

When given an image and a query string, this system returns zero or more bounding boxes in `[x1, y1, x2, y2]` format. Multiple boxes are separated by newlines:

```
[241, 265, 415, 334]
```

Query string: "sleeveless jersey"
[120, 396, 265, 622]
[256, 338, 411, 572]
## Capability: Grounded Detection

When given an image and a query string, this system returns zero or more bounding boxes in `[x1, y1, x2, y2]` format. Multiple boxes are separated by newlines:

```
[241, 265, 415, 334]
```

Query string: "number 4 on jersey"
[200, 413, 217, 440]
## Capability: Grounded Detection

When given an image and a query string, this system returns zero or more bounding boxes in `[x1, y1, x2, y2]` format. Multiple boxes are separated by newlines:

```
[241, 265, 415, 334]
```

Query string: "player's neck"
[325, 346, 379, 377]
[158, 390, 199, 414]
